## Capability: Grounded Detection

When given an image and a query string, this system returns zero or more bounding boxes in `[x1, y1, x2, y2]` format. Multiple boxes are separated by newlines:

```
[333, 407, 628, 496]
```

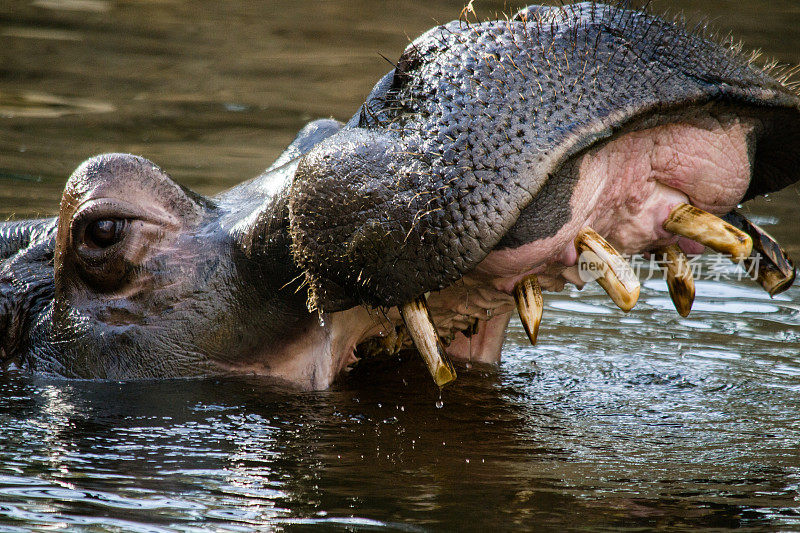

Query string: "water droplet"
[435, 399, 444, 409]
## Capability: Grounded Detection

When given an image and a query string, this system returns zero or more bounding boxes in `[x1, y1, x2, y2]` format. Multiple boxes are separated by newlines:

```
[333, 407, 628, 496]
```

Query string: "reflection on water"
[0, 0, 799, 530]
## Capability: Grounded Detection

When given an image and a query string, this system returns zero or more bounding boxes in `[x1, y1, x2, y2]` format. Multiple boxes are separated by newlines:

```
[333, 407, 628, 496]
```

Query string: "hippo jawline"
[1, 2, 799, 390]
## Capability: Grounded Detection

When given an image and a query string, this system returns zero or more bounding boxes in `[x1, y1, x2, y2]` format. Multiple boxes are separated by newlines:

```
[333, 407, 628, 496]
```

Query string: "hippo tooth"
[657, 244, 695, 318]
[722, 211, 797, 296]
[663, 204, 753, 263]
[513, 275, 543, 345]
[574, 227, 641, 312]
[400, 295, 457, 387]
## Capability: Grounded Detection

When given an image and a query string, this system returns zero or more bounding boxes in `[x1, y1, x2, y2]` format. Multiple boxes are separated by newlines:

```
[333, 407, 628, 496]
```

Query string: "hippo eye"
[85, 218, 128, 249]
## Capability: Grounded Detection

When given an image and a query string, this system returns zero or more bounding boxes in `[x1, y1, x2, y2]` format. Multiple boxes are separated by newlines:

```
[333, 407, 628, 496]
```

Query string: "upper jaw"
[288, 92, 800, 317]
[290, 103, 795, 311]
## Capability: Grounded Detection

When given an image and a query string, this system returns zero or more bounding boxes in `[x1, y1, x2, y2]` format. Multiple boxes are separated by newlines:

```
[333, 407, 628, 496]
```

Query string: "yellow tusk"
[575, 227, 640, 312]
[400, 295, 457, 387]
[513, 275, 544, 345]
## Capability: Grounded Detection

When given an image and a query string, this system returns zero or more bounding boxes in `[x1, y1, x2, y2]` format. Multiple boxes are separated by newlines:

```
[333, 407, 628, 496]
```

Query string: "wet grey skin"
[1, 2, 799, 388]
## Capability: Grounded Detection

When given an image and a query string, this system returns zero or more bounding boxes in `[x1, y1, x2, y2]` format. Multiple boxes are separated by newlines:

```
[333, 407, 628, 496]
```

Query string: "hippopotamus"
[1, 2, 799, 389]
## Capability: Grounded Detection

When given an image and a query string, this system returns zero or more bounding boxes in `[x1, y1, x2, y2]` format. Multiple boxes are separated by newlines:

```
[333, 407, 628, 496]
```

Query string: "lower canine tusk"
[657, 244, 695, 317]
[722, 211, 797, 296]
[575, 227, 641, 312]
[663, 203, 753, 263]
[400, 296, 457, 387]
[513, 275, 543, 345]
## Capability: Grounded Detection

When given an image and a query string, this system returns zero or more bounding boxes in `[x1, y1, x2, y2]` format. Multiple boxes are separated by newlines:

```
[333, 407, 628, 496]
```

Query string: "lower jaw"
[346, 275, 519, 367]
[240, 196, 788, 391]
[335, 199, 763, 388]
[267, 208, 714, 388]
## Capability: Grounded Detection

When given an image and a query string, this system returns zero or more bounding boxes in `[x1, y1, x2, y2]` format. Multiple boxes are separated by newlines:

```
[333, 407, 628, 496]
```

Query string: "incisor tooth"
[663, 203, 752, 263]
[575, 227, 640, 312]
[513, 275, 543, 345]
[657, 244, 695, 317]
[722, 211, 797, 296]
[400, 296, 457, 387]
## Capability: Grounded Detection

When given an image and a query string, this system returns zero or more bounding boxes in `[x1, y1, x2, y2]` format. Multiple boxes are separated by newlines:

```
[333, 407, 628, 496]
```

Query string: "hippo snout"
[288, 2, 800, 314]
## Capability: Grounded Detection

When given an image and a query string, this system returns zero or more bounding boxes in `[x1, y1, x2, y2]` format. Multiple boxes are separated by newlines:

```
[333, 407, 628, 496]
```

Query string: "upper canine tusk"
[657, 244, 695, 317]
[574, 227, 640, 312]
[513, 275, 543, 345]
[663, 203, 753, 263]
[723, 211, 797, 296]
[400, 295, 457, 387]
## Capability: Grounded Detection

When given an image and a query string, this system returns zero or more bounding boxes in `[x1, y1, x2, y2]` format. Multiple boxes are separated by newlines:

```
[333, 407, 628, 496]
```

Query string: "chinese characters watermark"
[577, 251, 762, 283]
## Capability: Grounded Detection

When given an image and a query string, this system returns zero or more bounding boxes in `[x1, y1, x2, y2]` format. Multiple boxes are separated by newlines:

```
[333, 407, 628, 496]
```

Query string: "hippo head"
[1, 3, 799, 389]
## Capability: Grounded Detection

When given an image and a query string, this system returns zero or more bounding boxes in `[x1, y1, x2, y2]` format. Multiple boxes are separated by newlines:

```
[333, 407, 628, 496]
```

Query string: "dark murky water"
[1, 0, 800, 530]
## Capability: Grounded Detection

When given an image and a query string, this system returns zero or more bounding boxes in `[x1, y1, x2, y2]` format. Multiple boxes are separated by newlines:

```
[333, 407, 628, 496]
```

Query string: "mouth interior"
[287, 103, 800, 387]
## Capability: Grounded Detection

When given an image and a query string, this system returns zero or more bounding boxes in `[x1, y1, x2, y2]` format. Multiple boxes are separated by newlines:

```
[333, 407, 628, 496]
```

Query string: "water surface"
[1, 0, 799, 531]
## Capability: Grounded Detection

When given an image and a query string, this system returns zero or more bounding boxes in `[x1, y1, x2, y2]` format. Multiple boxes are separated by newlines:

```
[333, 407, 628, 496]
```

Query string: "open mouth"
[283, 104, 798, 389]
[266, 3, 800, 390]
